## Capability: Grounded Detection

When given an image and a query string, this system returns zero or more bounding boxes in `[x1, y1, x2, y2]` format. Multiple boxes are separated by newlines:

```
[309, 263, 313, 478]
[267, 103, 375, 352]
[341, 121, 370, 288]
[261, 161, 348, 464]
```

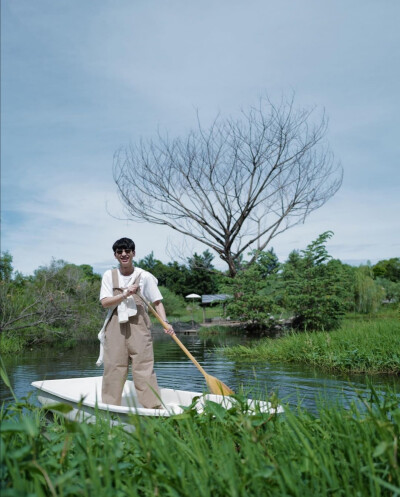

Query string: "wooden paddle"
[136, 292, 234, 396]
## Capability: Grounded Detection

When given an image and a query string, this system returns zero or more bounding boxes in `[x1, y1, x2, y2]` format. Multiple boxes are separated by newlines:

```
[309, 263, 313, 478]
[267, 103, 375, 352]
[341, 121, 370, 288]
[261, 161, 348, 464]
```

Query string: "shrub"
[282, 232, 352, 331]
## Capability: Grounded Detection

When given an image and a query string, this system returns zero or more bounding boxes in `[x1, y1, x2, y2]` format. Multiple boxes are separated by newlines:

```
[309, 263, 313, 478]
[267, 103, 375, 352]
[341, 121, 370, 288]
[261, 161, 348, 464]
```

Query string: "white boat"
[31, 376, 283, 425]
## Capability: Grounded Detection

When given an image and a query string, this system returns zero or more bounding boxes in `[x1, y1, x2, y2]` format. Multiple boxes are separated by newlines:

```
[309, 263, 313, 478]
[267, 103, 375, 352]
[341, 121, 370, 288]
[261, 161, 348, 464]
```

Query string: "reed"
[0, 334, 31, 354]
[1, 383, 399, 496]
[223, 316, 400, 374]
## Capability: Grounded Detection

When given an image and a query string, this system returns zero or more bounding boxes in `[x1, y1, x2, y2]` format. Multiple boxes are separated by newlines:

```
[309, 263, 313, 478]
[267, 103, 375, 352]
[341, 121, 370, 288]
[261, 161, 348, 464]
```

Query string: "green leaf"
[7, 445, 32, 461]
[203, 400, 228, 421]
[42, 402, 74, 414]
[0, 418, 38, 437]
[373, 441, 389, 458]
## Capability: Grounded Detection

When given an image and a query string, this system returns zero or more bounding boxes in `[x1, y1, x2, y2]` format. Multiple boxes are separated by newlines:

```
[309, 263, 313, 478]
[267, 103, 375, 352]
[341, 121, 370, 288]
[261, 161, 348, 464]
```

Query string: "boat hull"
[31, 376, 282, 424]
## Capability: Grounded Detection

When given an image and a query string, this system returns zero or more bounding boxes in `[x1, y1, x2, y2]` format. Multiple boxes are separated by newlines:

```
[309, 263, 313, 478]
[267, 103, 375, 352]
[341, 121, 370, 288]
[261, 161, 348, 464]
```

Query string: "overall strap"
[112, 268, 142, 292]
[111, 268, 120, 293]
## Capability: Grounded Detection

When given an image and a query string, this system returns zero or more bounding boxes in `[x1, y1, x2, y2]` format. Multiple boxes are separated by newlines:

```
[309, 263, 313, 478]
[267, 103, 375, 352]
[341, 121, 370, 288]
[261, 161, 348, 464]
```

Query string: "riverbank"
[222, 310, 400, 374]
[1, 309, 399, 376]
[1, 379, 399, 496]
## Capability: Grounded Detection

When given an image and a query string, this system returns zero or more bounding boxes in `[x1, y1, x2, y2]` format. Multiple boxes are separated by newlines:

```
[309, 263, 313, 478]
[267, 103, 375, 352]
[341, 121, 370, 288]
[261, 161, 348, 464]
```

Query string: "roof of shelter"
[201, 294, 232, 304]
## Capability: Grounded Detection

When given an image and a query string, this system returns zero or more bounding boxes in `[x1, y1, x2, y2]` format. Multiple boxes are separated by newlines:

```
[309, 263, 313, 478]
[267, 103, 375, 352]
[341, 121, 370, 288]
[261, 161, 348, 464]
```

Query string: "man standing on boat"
[99, 237, 174, 408]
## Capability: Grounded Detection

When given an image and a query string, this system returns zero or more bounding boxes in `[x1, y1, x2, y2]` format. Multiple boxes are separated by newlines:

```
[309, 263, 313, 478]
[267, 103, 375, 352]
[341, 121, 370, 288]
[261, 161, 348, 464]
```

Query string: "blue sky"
[1, 0, 399, 276]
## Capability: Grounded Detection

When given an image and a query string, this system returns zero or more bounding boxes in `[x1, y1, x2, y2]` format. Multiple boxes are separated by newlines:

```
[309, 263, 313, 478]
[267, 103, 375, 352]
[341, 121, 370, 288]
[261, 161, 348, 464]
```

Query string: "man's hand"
[164, 323, 175, 336]
[126, 284, 139, 296]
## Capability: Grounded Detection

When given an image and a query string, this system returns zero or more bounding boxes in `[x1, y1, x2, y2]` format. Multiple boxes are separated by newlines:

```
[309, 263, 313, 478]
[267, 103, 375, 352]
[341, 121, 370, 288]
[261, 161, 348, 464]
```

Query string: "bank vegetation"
[1, 366, 399, 497]
[1, 235, 399, 374]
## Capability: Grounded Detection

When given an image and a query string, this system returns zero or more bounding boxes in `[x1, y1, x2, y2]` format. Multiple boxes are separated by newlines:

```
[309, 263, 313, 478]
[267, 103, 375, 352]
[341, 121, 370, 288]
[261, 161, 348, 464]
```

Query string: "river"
[1, 330, 399, 413]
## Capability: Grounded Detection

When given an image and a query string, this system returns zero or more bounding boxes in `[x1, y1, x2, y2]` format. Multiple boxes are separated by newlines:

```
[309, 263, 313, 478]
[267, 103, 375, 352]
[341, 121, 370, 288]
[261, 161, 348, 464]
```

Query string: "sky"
[1, 0, 399, 276]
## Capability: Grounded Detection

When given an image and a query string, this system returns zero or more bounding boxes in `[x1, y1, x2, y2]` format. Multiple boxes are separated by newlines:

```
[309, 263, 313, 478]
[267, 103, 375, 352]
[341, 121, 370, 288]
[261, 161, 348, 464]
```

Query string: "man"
[99, 237, 174, 408]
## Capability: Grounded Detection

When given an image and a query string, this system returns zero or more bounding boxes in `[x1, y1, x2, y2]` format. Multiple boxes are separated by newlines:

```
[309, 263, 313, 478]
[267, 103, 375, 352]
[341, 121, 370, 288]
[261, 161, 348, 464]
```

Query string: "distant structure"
[201, 294, 232, 323]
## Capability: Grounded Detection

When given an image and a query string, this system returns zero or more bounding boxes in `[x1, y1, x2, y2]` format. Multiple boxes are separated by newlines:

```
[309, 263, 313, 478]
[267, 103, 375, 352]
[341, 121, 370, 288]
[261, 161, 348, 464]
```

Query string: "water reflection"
[1, 331, 399, 413]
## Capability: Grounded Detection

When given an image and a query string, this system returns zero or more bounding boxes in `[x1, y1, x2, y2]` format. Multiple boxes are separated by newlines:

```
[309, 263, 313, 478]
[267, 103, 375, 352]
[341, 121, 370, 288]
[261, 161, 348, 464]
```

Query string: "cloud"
[2, 176, 207, 275]
[3, 171, 398, 276]
[271, 187, 400, 264]
[1, 0, 399, 275]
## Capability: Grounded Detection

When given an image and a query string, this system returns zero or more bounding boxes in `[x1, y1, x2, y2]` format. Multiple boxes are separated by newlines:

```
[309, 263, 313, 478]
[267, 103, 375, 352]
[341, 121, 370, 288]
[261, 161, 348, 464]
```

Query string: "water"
[1, 330, 399, 412]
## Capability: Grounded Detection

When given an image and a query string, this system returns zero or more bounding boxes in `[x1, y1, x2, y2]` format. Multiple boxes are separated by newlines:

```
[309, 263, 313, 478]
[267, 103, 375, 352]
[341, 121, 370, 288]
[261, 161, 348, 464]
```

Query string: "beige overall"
[101, 269, 161, 408]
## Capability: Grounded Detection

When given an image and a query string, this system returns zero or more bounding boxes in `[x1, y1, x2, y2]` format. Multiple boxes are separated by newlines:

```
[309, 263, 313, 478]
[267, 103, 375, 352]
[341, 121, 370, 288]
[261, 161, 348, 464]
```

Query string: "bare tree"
[113, 96, 343, 277]
[0, 278, 73, 336]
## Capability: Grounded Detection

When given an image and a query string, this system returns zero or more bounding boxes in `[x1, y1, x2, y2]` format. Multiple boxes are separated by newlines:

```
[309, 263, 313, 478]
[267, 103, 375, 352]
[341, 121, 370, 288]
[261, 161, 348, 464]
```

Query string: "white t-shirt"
[99, 267, 163, 304]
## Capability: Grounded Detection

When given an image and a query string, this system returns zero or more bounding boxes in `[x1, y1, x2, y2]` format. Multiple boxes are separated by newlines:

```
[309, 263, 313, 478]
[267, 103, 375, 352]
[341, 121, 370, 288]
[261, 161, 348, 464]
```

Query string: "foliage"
[251, 247, 280, 278]
[1, 375, 399, 496]
[281, 232, 353, 331]
[158, 261, 193, 296]
[0, 251, 13, 281]
[372, 257, 400, 282]
[375, 277, 400, 303]
[157, 286, 187, 316]
[224, 249, 282, 331]
[224, 313, 400, 374]
[186, 250, 219, 295]
[137, 250, 220, 297]
[353, 265, 386, 313]
[2, 244, 399, 348]
[135, 251, 167, 278]
[0, 255, 104, 350]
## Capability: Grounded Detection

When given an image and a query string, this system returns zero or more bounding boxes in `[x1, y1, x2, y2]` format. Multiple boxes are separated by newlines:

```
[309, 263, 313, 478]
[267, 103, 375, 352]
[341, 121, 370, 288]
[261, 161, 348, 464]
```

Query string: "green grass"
[223, 316, 400, 374]
[1, 381, 399, 496]
[0, 334, 30, 354]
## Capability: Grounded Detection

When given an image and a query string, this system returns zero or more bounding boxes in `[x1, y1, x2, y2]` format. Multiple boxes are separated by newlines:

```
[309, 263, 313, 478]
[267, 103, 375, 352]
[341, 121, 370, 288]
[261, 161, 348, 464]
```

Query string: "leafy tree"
[281, 232, 352, 331]
[157, 286, 187, 317]
[0, 258, 103, 344]
[224, 253, 282, 332]
[372, 258, 400, 282]
[250, 248, 280, 278]
[186, 250, 219, 295]
[137, 252, 163, 273]
[137, 250, 221, 297]
[79, 264, 101, 283]
[161, 261, 192, 296]
[136, 253, 190, 295]
[0, 251, 13, 282]
[375, 277, 400, 303]
[353, 265, 386, 313]
[136, 252, 169, 288]
[187, 250, 215, 271]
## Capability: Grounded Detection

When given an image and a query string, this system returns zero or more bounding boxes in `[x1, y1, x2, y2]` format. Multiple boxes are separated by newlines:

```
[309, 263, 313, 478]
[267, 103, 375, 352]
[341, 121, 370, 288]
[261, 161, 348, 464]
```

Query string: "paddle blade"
[206, 375, 234, 396]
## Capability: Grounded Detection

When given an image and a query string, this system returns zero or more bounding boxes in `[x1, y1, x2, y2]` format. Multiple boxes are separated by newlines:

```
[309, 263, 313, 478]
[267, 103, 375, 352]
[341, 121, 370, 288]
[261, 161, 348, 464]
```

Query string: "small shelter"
[200, 294, 232, 323]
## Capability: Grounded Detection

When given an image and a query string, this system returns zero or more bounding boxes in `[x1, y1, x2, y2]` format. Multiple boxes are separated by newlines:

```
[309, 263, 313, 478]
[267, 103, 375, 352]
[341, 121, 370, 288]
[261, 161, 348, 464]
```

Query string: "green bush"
[224, 257, 282, 331]
[158, 286, 187, 316]
[281, 232, 352, 331]
[0, 254, 104, 349]
[353, 265, 386, 313]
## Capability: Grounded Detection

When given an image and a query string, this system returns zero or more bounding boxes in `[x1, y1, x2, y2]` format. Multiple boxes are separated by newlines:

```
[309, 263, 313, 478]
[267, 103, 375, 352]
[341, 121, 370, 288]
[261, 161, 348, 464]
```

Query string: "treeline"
[0, 255, 104, 350]
[0, 249, 223, 350]
[225, 232, 400, 333]
[0, 232, 399, 350]
[140, 232, 399, 333]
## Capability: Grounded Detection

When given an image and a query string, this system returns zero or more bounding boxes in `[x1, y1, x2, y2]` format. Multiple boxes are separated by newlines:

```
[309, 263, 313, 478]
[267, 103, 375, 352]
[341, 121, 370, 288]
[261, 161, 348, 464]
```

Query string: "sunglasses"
[115, 249, 133, 255]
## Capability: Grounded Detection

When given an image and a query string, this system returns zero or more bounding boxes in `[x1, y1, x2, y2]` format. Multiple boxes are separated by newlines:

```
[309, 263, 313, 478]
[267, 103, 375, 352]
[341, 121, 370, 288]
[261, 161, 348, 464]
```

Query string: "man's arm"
[101, 293, 126, 309]
[101, 282, 140, 309]
[153, 300, 175, 335]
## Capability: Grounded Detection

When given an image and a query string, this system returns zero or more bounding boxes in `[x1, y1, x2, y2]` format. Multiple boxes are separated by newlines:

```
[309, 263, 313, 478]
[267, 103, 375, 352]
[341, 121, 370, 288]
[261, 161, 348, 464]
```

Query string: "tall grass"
[1, 381, 399, 496]
[223, 317, 400, 374]
[0, 334, 30, 354]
